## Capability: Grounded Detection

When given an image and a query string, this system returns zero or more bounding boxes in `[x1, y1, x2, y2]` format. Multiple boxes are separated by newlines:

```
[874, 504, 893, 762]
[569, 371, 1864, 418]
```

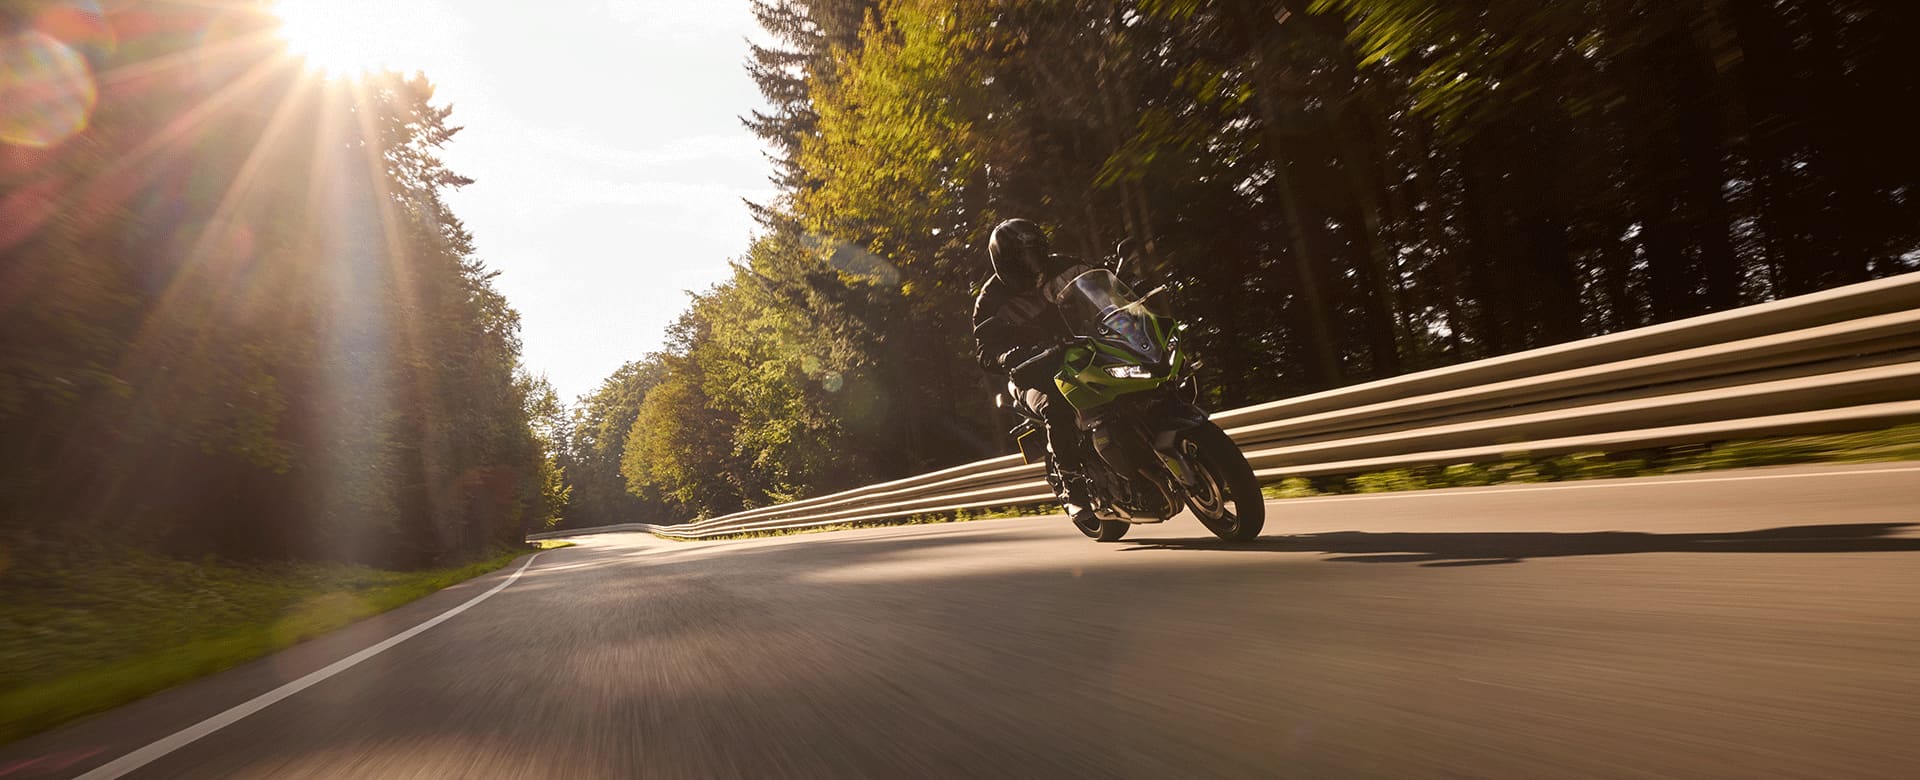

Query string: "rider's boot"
[1055, 464, 1098, 523]
[1039, 399, 1109, 523]
[1050, 435, 1111, 523]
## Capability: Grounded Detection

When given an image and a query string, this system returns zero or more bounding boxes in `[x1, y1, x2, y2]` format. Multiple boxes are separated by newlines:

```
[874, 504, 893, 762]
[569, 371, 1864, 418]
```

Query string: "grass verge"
[1262, 423, 1920, 499]
[0, 541, 565, 745]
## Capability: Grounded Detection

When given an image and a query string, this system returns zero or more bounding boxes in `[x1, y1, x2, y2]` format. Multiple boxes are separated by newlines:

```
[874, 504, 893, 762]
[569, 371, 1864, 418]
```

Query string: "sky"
[279, 0, 778, 401]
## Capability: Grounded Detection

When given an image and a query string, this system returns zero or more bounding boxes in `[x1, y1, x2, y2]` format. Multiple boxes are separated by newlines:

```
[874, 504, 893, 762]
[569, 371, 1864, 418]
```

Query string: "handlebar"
[1011, 344, 1063, 374]
[1010, 341, 1078, 386]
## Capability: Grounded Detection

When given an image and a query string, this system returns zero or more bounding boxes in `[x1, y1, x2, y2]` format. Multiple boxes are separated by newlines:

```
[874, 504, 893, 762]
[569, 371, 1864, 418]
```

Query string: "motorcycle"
[997, 246, 1264, 543]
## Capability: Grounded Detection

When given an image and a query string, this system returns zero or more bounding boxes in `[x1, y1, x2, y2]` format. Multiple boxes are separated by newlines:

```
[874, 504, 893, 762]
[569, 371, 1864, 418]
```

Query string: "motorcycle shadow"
[1118, 522, 1920, 566]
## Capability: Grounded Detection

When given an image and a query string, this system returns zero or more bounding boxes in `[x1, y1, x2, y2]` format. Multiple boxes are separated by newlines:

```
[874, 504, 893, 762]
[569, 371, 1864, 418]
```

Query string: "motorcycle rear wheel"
[1071, 510, 1130, 542]
[1181, 422, 1265, 542]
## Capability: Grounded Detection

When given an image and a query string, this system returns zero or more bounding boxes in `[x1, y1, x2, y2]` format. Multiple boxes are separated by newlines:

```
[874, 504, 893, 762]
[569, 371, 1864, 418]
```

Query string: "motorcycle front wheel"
[1180, 422, 1265, 542]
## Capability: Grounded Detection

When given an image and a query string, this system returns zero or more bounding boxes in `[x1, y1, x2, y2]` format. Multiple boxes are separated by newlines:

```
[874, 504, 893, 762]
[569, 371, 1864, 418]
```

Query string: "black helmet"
[988, 218, 1051, 289]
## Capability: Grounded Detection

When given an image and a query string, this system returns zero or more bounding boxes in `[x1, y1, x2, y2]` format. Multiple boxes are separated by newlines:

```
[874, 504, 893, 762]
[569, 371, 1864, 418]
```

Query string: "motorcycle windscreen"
[1055, 269, 1167, 363]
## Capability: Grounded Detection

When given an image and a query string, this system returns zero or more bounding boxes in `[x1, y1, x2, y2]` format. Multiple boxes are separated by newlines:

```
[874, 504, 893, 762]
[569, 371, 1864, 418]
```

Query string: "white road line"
[76, 552, 547, 780]
[1265, 464, 1920, 506]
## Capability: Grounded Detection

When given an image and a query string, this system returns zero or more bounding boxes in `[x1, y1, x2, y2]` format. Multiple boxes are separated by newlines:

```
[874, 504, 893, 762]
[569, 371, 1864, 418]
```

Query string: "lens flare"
[0, 29, 97, 148]
[805, 233, 901, 285]
[33, 0, 115, 59]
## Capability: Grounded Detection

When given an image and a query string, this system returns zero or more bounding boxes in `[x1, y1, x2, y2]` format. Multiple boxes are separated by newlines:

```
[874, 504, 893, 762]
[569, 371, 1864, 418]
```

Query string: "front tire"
[1181, 422, 1264, 542]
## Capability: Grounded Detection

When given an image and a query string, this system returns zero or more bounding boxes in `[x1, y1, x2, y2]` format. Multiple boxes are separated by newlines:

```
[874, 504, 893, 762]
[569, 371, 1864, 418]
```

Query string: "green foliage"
[1264, 425, 1920, 498]
[520, 374, 571, 530]
[553, 357, 675, 529]
[623, 351, 746, 516]
[1662, 424, 1920, 472]
[1262, 477, 1322, 499]
[1, 2, 554, 567]
[613, 0, 1918, 520]
[1348, 468, 1432, 494]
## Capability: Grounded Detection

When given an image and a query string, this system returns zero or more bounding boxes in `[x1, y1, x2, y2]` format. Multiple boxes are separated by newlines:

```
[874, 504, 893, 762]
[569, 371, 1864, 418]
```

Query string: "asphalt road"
[6, 462, 1919, 778]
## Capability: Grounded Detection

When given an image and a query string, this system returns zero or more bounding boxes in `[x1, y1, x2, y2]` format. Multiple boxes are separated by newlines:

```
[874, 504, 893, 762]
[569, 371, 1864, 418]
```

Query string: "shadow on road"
[1121, 522, 1920, 566]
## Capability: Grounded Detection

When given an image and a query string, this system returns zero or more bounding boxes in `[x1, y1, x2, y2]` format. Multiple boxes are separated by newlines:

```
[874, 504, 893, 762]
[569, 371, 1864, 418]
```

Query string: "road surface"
[5, 462, 1919, 778]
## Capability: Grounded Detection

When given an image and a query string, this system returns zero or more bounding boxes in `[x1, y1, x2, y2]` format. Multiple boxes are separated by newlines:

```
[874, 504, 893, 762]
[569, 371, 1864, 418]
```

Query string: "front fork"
[1146, 398, 1212, 489]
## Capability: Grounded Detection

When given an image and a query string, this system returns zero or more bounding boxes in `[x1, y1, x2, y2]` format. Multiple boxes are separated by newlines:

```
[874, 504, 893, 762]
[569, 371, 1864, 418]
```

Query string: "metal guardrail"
[535, 271, 1920, 541]
[527, 523, 664, 541]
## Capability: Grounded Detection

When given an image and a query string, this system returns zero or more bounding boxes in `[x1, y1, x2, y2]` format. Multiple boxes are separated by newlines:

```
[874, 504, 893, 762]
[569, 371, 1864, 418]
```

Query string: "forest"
[1, 1, 566, 566]
[4, 1, 1916, 549]
[556, 0, 1920, 528]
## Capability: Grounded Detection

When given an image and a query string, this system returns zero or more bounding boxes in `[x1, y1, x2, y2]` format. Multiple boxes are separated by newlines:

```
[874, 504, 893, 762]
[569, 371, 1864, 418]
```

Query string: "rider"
[972, 218, 1099, 525]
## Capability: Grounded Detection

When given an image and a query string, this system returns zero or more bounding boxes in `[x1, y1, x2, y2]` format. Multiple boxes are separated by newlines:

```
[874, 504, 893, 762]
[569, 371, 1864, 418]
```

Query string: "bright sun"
[272, 0, 450, 76]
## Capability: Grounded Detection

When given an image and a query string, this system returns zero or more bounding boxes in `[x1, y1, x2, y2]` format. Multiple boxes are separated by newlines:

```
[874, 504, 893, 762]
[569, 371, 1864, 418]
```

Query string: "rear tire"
[1052, 452, 1126, 543]
[1182, 422, 1264, 542]
[1072, 511, 1129, 542]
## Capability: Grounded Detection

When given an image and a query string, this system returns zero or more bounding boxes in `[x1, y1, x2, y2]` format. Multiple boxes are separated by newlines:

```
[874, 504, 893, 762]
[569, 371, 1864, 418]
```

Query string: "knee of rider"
[1022, 387, 1050, 412]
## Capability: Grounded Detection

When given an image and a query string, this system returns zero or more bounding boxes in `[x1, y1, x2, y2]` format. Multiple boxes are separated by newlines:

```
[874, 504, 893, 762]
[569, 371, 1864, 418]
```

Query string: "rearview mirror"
[1111, 237, 1143, 281]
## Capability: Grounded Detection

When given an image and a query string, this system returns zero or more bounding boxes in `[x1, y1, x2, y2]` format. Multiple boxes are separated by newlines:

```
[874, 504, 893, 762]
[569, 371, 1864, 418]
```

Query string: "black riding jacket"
[971, 257, 1094, 376]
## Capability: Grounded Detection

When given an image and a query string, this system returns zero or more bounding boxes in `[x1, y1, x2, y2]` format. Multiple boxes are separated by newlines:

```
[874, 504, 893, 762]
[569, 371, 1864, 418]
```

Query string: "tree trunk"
[1229, 0, 1344, 387]
[1800, 2, 1878, 286]
[1673, 3, 1741, 311]
[1331, 112, 1406, 376]
[1251, 91, 1344, 387]
[1458, 137, 1516, 354]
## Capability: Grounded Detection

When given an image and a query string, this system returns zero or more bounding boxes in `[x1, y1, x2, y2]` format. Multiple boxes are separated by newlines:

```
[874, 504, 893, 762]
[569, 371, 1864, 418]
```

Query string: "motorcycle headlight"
[1105, 365, 1154, 379]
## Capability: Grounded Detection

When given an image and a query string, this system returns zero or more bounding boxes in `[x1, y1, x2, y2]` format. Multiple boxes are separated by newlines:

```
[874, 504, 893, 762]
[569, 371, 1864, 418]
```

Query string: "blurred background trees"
[1, 1, 563, 566]
[604, 0, 1918, 520]
[6, 0, 1915, 539]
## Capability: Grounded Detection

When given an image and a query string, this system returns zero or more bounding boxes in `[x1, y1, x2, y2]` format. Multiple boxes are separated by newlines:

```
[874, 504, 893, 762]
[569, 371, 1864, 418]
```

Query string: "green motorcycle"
[1000, 265, 1264, 543]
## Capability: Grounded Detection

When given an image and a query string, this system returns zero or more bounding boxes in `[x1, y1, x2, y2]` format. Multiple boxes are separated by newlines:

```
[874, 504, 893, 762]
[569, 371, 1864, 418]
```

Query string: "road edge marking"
[75, 551, 547, 780]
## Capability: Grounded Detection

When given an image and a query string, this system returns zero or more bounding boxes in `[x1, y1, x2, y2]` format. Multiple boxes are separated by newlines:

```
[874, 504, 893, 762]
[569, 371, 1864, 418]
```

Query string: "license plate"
[1016, 429, 1047, 464]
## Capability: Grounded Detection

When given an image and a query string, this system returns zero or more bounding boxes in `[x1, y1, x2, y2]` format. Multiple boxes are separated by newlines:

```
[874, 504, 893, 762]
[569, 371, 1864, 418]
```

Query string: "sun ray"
[344, 73, 444, 522]
[270, 0, 453, 77]
[44, 44, 325, 521]
[304, 73, 408, 560]
[71, 47, 295, 231]
[0, 39, 290, 282]
[106, 60, 322, 374]
[111, 90, 311, 357]
[174, 68, 322, 287]
[90, 28, 281, 92]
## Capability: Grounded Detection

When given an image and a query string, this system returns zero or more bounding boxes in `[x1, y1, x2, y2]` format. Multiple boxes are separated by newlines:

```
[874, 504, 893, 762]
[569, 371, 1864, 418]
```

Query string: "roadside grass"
[1262, 423, 1920, 499]
[0, 542, 561, 745]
